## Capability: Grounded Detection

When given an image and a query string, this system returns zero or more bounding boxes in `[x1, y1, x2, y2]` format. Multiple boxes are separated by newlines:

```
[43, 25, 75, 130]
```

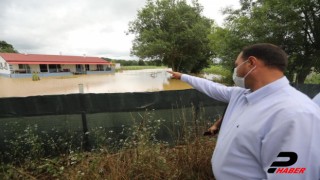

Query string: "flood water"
[0, 68, 193, 98]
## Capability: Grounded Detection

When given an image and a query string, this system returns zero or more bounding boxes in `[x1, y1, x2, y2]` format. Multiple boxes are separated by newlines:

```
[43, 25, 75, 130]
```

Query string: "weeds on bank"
[202, 65, 231, 78]
[202, 65, 233, 85]
[0, 108, 217, 180]
[305, 72, 320, 84]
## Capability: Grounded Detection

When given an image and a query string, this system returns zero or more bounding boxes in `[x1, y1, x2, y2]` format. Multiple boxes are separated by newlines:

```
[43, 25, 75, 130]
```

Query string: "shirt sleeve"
[181, 74, 235, 103]
[261, 110, 320, 180]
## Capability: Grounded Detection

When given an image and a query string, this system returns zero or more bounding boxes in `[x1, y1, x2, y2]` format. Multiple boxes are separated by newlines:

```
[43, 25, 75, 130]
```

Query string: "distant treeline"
[102, 58, 162, 66]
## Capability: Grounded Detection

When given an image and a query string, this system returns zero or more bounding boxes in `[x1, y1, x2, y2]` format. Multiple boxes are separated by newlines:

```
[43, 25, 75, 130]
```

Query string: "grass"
[202, 65, 231, 77]
[61, 137, 215, 179]
[0, 108, 217, 179]
[1, 138, 215, 179]
[305, 72, 320, 84]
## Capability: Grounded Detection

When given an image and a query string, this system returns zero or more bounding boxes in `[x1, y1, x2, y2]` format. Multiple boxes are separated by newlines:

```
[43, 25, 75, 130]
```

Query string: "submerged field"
[0, 68, 192, 97]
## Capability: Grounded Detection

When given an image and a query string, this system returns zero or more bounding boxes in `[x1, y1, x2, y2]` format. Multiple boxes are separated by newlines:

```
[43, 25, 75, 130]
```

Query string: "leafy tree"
[128, 0, 213, 73]
[147, 59, 163, 66]
[138, 59, 146, 66]
[208, 26, 249, 69]
[0, 41, 18, 53]
[210, 0, 320, 83]
[106, 59, 140, 66]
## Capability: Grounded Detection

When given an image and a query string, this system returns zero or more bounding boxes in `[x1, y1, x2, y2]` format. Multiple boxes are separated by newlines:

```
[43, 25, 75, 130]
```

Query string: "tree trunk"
[296, 71, 309, 84]
[171, 61, 177, 72]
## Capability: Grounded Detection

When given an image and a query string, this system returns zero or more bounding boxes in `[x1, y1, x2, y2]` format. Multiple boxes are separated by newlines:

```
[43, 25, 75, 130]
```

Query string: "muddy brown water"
[0, 69, 192, 98]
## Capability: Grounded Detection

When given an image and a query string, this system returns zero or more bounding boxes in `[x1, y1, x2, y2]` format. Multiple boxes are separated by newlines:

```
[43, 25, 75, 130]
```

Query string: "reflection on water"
[0, 68, 192, 97]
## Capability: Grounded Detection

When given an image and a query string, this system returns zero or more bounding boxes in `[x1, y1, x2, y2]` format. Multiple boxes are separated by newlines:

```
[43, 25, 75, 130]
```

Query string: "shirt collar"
[245, 76, 289, 104]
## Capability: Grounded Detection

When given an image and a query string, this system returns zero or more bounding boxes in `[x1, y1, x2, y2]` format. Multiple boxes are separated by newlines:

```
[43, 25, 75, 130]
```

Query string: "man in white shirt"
[168, 43, 320, 180]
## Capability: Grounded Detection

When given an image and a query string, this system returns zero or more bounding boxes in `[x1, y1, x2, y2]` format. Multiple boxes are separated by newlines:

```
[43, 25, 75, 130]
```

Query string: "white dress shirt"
[181, 74, 320, 180]
[313, 92, 320, 107]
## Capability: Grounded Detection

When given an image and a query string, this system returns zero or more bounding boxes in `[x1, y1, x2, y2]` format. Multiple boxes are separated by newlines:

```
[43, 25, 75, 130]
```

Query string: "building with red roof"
[0, 53, 114, 78]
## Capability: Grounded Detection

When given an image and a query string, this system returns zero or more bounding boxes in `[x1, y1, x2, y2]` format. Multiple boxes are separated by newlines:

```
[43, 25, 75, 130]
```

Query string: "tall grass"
[202, 65, 231, 77]
[0, 107, 217, 179]
[59, 137, 215, 180]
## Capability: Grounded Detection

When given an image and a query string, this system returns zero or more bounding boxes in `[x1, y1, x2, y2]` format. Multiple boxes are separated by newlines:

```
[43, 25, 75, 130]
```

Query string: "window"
[97, 65, 103, 71]
[85, 64, 90, 71]
[76, 64, 84, 72]
[40, 64, 48, 72]
[48, 64, 61, 73]
[18, 64, 31, 73]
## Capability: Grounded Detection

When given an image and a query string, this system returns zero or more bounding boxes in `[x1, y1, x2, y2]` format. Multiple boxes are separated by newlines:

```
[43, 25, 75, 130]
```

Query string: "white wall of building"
[30, 65, 40, 73]
[7, 64, 112, 74]
[0, 56, 11, 74]
[61, 64, 76, 72]
[1, 61, 114, 78]
[11, 64, 19, 71]
[9, 64, 39, 73]
[89, 65, 96, 71]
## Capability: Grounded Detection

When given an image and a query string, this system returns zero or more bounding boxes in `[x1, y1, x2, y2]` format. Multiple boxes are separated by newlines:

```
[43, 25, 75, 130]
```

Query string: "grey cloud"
[0, 0, 148, 59]
[2, 0, 228, 59]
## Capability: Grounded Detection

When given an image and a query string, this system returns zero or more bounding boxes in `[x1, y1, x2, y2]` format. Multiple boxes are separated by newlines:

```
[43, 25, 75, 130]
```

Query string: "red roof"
[0, 53, 111, 65]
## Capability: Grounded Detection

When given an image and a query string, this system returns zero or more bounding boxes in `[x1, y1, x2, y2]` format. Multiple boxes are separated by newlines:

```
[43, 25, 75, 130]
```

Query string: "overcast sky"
[0, 0, 239, 60]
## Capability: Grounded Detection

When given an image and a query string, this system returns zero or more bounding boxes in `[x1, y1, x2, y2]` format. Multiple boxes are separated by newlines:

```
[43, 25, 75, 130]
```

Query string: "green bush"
[305, 72, 320, 84]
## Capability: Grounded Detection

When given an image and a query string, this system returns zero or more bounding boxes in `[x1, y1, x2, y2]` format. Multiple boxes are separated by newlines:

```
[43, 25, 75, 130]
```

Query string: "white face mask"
[232, 60, 256, 88]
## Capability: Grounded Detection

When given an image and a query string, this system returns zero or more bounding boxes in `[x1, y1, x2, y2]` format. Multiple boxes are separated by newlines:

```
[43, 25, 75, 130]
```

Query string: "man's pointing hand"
[167, 71, 182, 80]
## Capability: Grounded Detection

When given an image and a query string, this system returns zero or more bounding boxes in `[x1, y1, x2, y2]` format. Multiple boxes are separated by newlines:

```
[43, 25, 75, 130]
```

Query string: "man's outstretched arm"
[167, 71, 236, 103]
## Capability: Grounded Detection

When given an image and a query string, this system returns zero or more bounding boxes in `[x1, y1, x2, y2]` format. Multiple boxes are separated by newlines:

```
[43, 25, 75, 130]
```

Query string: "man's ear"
[248, 56, 258, 67]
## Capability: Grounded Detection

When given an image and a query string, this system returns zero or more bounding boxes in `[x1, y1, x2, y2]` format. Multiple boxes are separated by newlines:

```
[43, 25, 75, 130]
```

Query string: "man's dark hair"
[241, 43, 288, 72]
